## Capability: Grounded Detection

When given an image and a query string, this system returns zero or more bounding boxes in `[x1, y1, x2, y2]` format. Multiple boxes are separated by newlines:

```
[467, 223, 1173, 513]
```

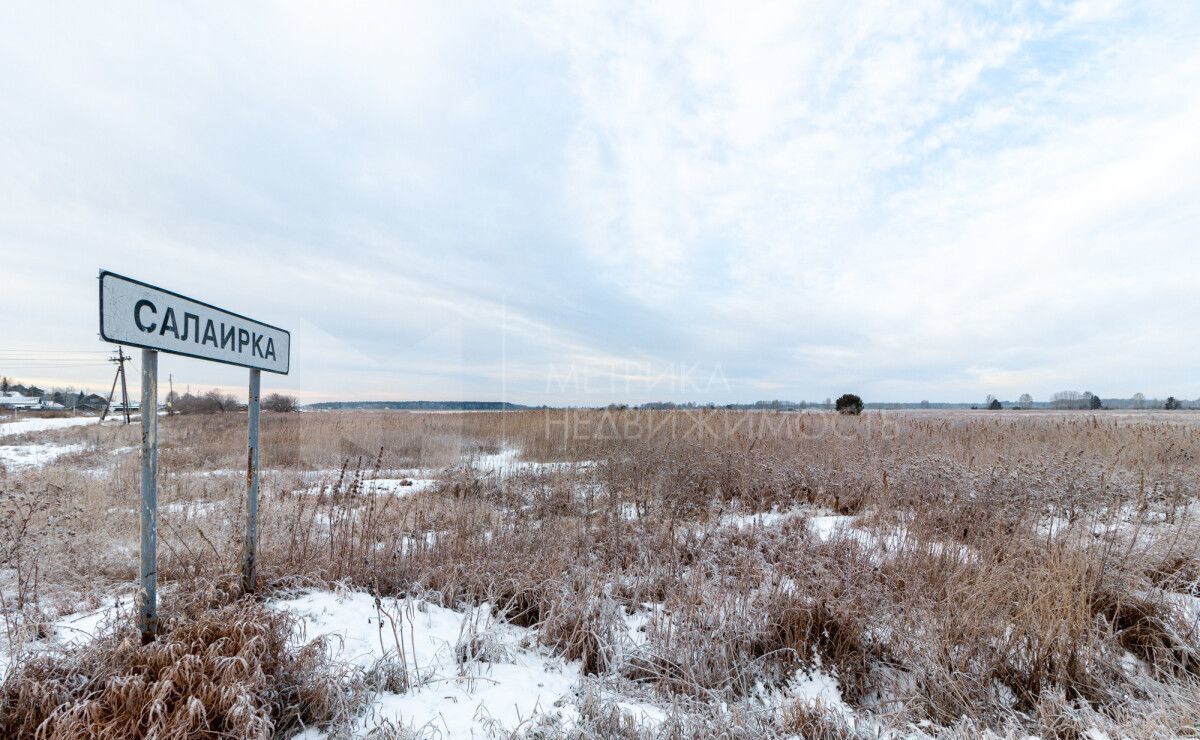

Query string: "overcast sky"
[2, 1, 1198, 405]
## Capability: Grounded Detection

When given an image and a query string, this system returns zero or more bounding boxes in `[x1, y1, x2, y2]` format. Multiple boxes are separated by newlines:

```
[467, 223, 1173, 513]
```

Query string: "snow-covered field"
[2, 410, 1199, 738]
[0, 415, 101, 469]
[0, 415, 98, 437]
[12, 584, 854, 739]
[0, 441, 87, 470]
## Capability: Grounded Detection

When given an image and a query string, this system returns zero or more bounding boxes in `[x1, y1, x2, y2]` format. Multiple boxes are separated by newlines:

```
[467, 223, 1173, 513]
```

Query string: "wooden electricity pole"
[101, 346, 132, 424]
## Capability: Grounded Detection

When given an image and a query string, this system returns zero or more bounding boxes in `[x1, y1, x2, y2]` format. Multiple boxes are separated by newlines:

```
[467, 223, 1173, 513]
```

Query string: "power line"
[0, 361, 112, 364]
[0, 351, 112, 356]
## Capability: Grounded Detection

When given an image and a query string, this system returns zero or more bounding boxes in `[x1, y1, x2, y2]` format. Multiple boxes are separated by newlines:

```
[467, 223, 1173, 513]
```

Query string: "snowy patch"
[0, 442, 87, 470]
[469, 448, 592, 478]
[0, 596, 133, 677]
[788, 662, 852, 715]
[405, 531, 441, 552]
[0, 415, 97, 438]
[723, 509, 798, 529]
[616, 700, 668, 727]
[621, 603, 665, 648]
[808, 514, 855, 541]
[359, 477, 440, 495]
[53, 597, 135, 647]
[275, 590, 581, 738]
[162, 500, 224, 517]
[1165, 591, 1200, 624]
[806, 515, 976, 564]
[187, 467, 241, 479]
[296, 477, 441, 497]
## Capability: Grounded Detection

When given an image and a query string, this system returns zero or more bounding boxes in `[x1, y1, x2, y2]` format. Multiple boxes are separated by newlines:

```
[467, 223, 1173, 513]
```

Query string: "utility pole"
[101, 346, 132, 424]
[167, 373, 175, 415]
[118, 347, 131, 424]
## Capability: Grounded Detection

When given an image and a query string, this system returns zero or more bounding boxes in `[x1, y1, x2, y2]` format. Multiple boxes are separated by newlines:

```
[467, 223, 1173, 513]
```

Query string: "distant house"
[0, 392, 40, 409]
[77, 393, 109, 412]
[0, 391, 61, 410]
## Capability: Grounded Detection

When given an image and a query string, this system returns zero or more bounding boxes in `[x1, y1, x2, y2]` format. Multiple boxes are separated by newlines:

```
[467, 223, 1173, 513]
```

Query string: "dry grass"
[3, 409, 1200, 737]
[0, 593, 359, 739]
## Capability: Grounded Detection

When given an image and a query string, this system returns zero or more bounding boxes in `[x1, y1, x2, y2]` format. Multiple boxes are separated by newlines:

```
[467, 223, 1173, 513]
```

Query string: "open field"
[1, 409, 1199, 738]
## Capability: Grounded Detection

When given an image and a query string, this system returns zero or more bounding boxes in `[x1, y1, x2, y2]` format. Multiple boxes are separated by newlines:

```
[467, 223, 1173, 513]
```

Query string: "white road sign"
[99, 270, 290, 374]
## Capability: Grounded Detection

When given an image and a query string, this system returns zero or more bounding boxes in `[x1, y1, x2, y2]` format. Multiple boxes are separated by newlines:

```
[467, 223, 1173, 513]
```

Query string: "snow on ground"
[52, 597, 135, 647]
[722, 509, 800, 529]
[0, 441, 87, 470]
[809, 514, 855, 541]
[1166, 591, 1200, 624]
[296, 477, 441, 497]
[162, 500, 224, 517]
[0, 596, 134, 678]
[616, 700, 668, 727]
[805, 514, 977, 565]
[276, 590, 580, 738]
[0, 415, 98, 470]
[354, 477, 441, 495]
[0, 415, 98, 438]
[622, 603, 666, 648]
[787, 658, 854, 716]
[714, 508, 855, 537]
[470, 448, 592, 478]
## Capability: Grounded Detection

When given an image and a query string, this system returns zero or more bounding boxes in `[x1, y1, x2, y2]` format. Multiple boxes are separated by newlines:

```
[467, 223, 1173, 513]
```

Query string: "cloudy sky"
[1, 1, 1197, 405]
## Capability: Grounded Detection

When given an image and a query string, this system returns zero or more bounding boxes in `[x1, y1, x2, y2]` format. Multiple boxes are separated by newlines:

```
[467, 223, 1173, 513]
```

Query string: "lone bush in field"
[835, 393, 864, 415]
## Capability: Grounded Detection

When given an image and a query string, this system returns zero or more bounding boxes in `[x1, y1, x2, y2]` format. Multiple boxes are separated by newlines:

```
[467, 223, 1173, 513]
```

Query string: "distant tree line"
[165, 390, 298, 414]
[306, 400, 529, 411]
[1049, 391, 1103, 410]
[979, 391, 1195, 410]
[167, 390, 242, 414]
[634, 393, 1200, 412]
[641, 400, 827, 410]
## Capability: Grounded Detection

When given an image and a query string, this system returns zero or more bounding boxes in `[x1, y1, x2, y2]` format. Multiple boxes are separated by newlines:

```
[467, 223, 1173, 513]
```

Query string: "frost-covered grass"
[3, 409, 1200, 737]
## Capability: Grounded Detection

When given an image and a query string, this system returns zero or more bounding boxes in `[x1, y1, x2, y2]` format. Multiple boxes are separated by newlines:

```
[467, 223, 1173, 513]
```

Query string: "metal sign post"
[243, 368, 261, 594]
[98, 270, 290, 641]
[139, 349, 158, 643]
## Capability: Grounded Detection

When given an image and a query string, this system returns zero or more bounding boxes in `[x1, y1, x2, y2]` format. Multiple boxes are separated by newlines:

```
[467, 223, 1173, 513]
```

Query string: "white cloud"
[1, 1, 1197, 403]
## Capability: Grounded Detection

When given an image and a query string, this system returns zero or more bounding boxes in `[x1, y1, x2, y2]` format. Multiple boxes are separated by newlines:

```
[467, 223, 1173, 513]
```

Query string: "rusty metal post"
[242, 368, 261, 594]
[138, 349, 158, 643]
